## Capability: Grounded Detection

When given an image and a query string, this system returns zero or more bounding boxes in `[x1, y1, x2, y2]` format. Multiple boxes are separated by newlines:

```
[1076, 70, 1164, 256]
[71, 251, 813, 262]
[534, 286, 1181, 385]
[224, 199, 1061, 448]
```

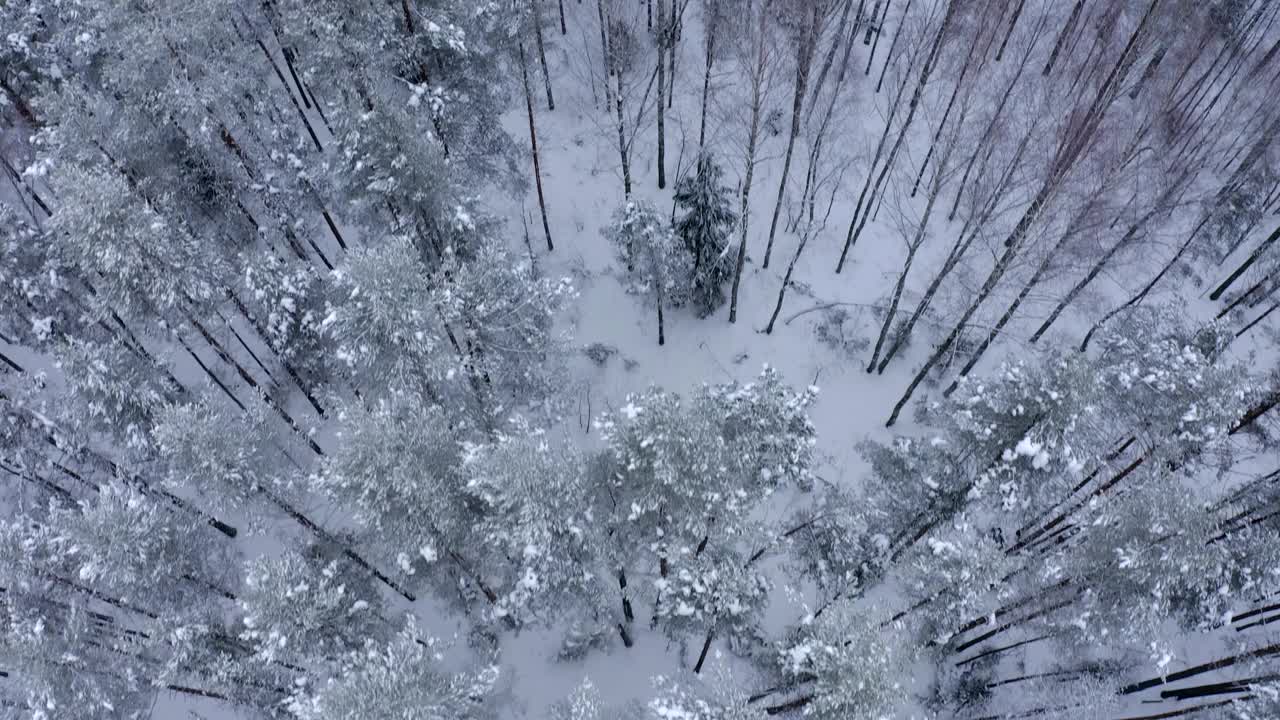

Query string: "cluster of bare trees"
[569, 0, 1280, 433]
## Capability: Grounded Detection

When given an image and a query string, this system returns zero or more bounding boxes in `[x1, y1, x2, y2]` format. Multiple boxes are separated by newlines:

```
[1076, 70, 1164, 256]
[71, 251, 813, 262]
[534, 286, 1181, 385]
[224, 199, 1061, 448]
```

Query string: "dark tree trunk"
[874, 0, 915, 93]
[763, 4, 821, 269]
[693, 628, 714, 673]
[698, 28, 715, 149]
[1231, 389, 1280, 435]
[866, 147, 948, 371]
[1211, 223, 1280, 301]
[1042, 0, 1085, 75]
[806, 0, 853, 120]
[994, 0, 1027, 61]
[657, 0, 667, 188]
[532, 0, 556, 109]
[765, 230, 812, 334]
[263, 489, 416, 602]
[520, 41, 554, 251]
[1121, 643, 1280, 695]
[947, 34, 1035, 221]
[911, 27, 981, 196]
[657, 293, 666, 345]
[728, 25, 768, 323]
[864, 0, 892, 76]
[1029, 183, 1184, 344]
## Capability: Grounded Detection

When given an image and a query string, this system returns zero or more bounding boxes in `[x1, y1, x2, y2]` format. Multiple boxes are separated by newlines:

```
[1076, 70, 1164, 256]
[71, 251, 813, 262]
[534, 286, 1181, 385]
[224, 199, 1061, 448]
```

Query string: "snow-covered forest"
[5, 0, 1280, 717]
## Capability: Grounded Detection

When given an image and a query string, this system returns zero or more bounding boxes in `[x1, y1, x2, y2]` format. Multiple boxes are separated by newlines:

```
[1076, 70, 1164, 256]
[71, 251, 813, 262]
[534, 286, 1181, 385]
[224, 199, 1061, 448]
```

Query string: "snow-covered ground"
[10, 1, 1280, 718]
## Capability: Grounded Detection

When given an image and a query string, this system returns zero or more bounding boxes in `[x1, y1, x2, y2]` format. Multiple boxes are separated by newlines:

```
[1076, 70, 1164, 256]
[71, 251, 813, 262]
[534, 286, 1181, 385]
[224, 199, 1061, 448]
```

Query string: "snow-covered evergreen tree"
[647, 672, 766, 720]
[238, 546, 390, 670]
[289, 623, 500, 720]
[774, 603, 909, 719]
[463, 425, 606, 624]
[306, 392, 483, 606]
[151, 397, 284, 529]
[594, 367, 817, 655]
[605, 200, 693, 345]
[0, 483, 260, 717]
[548, 678, 607, 720]
[673, 152, 738, 317]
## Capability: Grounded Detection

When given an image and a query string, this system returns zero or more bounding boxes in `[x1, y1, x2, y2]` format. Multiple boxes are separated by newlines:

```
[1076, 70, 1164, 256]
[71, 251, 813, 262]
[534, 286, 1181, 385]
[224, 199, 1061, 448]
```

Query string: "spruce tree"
[673, 153, 738, 317]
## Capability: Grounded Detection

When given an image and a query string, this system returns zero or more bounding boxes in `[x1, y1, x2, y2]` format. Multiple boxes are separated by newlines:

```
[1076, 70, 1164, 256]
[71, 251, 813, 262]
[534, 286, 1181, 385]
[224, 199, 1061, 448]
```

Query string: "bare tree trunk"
[877, 126, 1036, 373]
[865, 143, 949, 371]
[863, 0, 882, 43]
[656, 298, 666, 344]
[1042, 0, 1085, 75]
[728, 6, 773, 324]
[946, 29, 1037, 221]
[884, 26, 1146, 428]
[728, 116, 760, 324]
[837, 0, 957, 273]
[226, 290, 327, 417]
[698, 25, 715, 148]
[1232, 388, 1280, 435]
[559, 0, 568, 33]
[600, 1, 633, 196]
[795, 18, 860, 230]
[910, 25, 982, 196]
[944, 218, 1085, 395]
[765, 226, 813, 334]
[0, 349, 23, 374]
[1210, 223, 1280, 301]
[657, 0, 668, 188]
[520, 41, 554, 251]
[832, 19, 924, 272]
[248, 33, 323, 153]
[668, 0, 686, 109]
[693, 628, 714, 673]
[863, 0, 891, 76]
[183, 311, 325, 457]
[263, 488, 417, 602]
[806, 0, 853, 120]
[0, 78, 38, 127]
[763, 3, 822, 269]
[598, 0, 613, 113]
[1081, 214, 1209, 351]
[1218, 272, 1274, 319]
[874, 0, 914, 93]
[615, 66, 632, 196]
[532, 0, 556, 109]
[1121, 643, 1280, 696]
[1030, 176, 1190, 344]
[994, 0, 1026, 61]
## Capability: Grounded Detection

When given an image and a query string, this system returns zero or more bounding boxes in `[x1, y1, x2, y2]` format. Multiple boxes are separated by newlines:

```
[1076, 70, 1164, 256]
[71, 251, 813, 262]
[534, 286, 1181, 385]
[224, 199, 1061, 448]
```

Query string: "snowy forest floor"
[6, 1, 1280, 718]
[458, 4, 1278, 717]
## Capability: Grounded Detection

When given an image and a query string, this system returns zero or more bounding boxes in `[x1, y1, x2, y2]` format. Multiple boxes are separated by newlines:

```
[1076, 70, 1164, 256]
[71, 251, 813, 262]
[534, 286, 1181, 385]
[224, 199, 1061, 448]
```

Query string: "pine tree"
[773, 603, 909, 718]
[605, 201, 693, 345]
[594, 367, 817, 658]
[238, 546, 391, 670]
[0, 483, 262, 716]
[463, 425, 606, 625]
[548, 678, 607, 720]
[673, 152, 738, 317]
[648, 672, 767, 719]
[305, 393, 476, 605]
[288, 622, 500, 720]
